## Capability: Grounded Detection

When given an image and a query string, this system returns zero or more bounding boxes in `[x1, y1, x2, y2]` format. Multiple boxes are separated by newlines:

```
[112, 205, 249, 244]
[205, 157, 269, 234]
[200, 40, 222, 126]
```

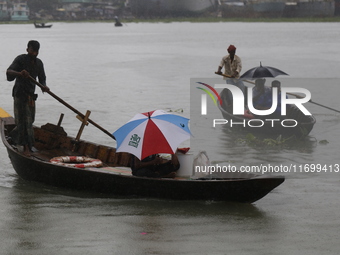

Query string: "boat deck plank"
[88, 166, 132, 176]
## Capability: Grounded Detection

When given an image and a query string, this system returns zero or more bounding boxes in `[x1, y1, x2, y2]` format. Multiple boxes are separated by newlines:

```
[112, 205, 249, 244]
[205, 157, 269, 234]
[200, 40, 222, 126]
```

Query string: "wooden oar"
[287, 92, 340, 114]
[215, 72, 340, 113]
[29, 76, 116, 140]
[214, 72, 255, 85]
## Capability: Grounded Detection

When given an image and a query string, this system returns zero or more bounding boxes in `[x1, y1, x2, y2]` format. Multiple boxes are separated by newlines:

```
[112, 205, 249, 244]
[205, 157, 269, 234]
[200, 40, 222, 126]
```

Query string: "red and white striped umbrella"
[113, 110, 191, 160]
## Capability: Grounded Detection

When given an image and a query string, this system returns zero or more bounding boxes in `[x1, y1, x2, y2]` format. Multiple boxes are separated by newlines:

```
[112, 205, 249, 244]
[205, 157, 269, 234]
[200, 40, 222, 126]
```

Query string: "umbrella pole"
[29, 76, 116, 140]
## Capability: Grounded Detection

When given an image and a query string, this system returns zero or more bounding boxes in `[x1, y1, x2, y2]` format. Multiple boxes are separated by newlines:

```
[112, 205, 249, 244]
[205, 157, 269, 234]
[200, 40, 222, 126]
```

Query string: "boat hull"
[6, 147, 283, 202]
[34, 24, 53, 28]
[218, 88, 316, 137]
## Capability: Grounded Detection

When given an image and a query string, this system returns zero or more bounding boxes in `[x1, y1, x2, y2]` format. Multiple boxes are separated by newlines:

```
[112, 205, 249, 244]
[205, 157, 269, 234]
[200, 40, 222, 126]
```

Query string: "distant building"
[219, 0, 335, 18]
[57, 0, 120, 20]
[128, 0, 216, 17]
[0, 1, 10, 20]
[10, 1, 29, 21]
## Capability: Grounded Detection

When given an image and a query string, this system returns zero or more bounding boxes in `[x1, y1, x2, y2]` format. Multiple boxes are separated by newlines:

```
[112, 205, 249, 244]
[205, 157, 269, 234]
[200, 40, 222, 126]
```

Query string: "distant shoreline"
[1, 16, 340, 24]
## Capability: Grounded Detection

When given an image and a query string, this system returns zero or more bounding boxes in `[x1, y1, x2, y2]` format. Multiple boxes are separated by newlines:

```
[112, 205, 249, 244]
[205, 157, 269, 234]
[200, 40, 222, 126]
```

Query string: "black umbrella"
[240, 62, 288, 80]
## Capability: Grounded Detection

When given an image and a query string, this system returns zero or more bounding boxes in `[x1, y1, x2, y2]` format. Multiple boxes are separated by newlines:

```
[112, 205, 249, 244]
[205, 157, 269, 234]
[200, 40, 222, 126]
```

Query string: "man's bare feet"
[23, 145, 31, 156]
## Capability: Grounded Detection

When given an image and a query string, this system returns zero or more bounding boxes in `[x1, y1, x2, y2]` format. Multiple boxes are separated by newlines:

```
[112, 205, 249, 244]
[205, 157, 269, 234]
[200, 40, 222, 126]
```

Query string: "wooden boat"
[114, 16, 122, 27]
[218, 88, 316, 137]
[0, 113, 284, 203]
[34, 22, 53, 28]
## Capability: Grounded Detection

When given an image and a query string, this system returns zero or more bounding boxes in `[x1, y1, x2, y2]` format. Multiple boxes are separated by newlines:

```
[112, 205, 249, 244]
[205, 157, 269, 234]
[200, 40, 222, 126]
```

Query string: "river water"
[0, 22, 340, 254]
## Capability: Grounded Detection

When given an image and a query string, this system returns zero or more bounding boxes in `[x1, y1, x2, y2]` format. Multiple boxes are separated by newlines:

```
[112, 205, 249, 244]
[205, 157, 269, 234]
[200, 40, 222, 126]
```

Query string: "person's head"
[227, 44, 236, 56]
[27, 40, 40, 59]
[271, 80, 281, 91]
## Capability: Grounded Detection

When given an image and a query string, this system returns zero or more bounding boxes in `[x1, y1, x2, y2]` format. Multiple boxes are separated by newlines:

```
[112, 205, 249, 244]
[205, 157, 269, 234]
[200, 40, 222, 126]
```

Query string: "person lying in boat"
[130, 153, 180, 178]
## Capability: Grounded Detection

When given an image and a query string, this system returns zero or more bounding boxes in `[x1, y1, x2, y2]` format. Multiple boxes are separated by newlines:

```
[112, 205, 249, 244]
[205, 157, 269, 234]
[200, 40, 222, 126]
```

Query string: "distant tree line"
[27, 0, 60, 13]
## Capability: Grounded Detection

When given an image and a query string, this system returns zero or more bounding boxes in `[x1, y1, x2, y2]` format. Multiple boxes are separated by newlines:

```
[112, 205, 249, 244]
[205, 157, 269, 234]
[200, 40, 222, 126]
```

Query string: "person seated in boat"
[216, 44, 245, 105]
[114, 16, 122, 27]
[248, 79, 285, 118]
[271, 80, 290, 117]
[253, 78, 271, 108]
[130, 153, 180, 178]
[245, 78, 272, 118]
[271, 80, 282, 116]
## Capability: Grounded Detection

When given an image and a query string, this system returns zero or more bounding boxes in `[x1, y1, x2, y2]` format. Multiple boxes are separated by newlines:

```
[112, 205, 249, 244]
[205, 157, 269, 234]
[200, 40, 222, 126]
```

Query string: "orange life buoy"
[49, 156, 103, 168]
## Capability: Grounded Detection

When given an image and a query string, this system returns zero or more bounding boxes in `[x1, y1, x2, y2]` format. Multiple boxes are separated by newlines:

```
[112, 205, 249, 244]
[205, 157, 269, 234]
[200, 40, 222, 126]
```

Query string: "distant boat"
[114, 16, 122, 26]
[11, 1, 29, 21]
[34, 22, 53, 28]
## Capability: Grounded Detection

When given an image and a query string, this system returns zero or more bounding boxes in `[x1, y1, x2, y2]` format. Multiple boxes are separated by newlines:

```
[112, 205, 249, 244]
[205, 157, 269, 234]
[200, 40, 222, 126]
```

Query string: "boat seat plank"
[88, 166, 132, 176]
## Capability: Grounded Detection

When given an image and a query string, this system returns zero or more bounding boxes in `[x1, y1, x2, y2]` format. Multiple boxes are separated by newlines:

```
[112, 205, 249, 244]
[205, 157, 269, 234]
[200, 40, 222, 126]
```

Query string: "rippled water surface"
[0, 22, 340, 254]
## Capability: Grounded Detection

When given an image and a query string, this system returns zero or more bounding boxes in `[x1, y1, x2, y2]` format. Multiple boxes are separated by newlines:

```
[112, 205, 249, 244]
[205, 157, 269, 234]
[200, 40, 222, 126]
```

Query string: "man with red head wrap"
[227, 44, 236, 53]
[217, 44, 241, 78]
[216, 44, 245, 105]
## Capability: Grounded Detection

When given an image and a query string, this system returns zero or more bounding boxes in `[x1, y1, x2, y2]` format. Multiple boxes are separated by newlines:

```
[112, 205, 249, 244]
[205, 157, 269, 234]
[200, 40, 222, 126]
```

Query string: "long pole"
[214, 72, 255, 84]
[287, 92, 340, 114]
[29, 76, 116, 140]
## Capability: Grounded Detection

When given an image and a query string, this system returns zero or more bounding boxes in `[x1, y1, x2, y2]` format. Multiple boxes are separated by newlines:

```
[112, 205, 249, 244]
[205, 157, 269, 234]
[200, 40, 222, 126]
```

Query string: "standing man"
[216, 44, 245, 105]
[6, 40, 49, 156]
